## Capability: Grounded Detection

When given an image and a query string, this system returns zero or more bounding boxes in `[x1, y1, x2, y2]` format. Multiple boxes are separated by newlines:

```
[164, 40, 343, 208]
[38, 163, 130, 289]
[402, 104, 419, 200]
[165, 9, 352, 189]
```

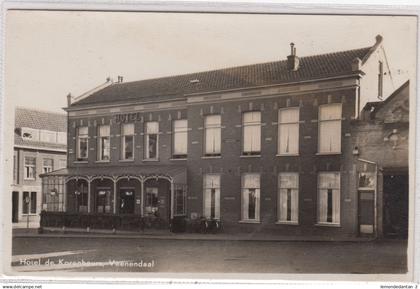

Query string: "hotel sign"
[115, 113, 142, 123]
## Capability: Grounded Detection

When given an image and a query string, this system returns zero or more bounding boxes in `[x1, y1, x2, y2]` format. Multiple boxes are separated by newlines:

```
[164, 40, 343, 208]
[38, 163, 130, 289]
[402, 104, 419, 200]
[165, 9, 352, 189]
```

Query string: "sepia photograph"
[1, 5, 417, 282]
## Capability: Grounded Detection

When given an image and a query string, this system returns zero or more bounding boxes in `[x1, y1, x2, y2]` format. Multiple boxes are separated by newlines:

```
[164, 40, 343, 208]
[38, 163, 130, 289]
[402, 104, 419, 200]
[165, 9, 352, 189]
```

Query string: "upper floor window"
[242, 111, 261, 155]
[204, 115, 221, 156]
[24, 156, 36, 180]
[203, 174, 220, 220]
[317, 172, 340, 225]
[121, 123, 134, 160]
[241, 173, 260, 222]
[97, 125, 110, 161]
[278, 108, 299, 155]
[318, 104, 342, 154]
[278, 173, 299, 223]
[145, 122, 158, 160]
[173, 119, 188, 159]
[43, 158, 53, 173]
[76, 127, 88, 161]
[58, 159, 67, 170]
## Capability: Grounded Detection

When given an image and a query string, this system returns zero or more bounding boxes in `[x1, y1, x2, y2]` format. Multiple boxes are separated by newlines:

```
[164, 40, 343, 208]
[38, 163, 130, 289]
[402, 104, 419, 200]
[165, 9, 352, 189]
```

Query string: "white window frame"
[278, 107, 300, 155]
[204, 115, 221, 156]
[97, 125, 111, 161]
[76, 126, 89, 161]
[317, 172, 341, 226]
[43, 158, 53, 174]
[242, 111, 261, 155]
[173, 119, 188, 158]
[145, 122, 159, 160]
[318, 103, 342, 154]
[24, 156, 36, 180]
[203, 174, 221, 220]
[277, 172, 299, 224]
[241, 173, 260, 222]
[121, 123, 135, 160]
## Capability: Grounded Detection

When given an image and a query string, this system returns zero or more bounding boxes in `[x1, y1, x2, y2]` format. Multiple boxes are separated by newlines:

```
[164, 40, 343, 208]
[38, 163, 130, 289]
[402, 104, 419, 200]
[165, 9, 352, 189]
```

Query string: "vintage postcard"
[0, 2, 418, 284]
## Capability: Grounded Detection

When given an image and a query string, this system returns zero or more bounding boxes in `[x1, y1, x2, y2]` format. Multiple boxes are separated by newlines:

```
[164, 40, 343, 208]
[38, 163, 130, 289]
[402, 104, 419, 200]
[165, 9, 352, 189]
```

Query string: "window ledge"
[240, 154, 261, 158]
[73, 160, 88, 164]
[316, 152, 342, 156]
[238, 220, 261, 224]
[22, 214, 38, 216]
[276, 154, 299, 157]
[202, 156, 221, 159]
[95, 160, 110, 163]
[143, 159, 159, 162]
[118, 159, 134, 162]
[275, 221, 299, 226]
[315, 222, 341, 228]
[24, 178, 36, 181]
[170, 158, 187, 161]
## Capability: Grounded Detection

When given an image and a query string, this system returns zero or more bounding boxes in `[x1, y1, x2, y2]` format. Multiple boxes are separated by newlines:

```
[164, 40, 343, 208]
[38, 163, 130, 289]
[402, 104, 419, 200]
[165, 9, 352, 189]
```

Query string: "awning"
[40, 165, 187, 184]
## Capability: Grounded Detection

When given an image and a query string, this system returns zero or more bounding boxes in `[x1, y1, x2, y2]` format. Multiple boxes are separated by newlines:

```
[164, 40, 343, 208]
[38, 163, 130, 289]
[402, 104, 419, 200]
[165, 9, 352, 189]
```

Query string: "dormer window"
[21, 127, 40, 141]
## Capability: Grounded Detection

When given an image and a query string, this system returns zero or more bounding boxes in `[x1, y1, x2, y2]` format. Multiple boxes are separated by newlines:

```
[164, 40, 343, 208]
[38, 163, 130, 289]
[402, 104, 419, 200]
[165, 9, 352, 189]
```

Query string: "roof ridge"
[16, 106, 66, 116]
[111, 46, 373, 87]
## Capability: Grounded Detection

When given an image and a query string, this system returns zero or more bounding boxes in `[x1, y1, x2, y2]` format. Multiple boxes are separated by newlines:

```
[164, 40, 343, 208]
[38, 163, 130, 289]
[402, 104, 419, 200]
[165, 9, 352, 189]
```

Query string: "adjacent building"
[12, 107, 67, 228]
[40, 35, 409, 238]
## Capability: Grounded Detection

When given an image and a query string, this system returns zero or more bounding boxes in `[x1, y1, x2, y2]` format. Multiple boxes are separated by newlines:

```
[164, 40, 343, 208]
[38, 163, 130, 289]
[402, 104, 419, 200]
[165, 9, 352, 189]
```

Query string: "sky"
[5, 11, 417, 113]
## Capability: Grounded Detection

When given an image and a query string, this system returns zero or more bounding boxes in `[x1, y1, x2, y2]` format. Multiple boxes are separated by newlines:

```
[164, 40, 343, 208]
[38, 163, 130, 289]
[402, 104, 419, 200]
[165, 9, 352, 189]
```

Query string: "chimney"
[287, 42, 300, 71]
[67, 93, 72, 107]
[117, 76, 124, 83]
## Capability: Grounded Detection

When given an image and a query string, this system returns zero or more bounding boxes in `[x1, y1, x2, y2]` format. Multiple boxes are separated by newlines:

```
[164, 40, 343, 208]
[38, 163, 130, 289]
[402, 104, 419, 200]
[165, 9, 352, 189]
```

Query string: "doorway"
[119, 189, 135, 214]
[383, 173, 409, 238]
[12, 191, 19, 223]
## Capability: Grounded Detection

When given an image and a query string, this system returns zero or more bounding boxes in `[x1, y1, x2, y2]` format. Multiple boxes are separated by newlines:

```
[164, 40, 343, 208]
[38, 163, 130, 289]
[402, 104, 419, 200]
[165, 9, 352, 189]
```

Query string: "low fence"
[39, 211, 222, 233]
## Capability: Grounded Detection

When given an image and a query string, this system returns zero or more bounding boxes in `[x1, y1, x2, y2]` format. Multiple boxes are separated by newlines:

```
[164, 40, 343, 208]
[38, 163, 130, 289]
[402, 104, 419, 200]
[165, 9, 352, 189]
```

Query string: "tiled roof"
[15, 107, 67, 151]
[71, 46, 372, 107]
[15, 107, 67, 131]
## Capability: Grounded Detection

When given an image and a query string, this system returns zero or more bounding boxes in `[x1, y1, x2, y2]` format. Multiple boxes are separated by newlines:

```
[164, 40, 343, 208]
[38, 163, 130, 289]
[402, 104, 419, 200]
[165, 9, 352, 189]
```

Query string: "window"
[173, 119, 188, 159]
[145, 122, 159, 159]
[318, 104, 342, 154]
[203, 174, 220, 219]
[242, 111, 261, 155]
[76, 127, 88, 161]
[278, 108, 299, 155]
[121, 123, 135, 160]
[13, 153, 17, 183]
[96, 190, 112, 213]
[43, 158, 53, 173]
[24, 157, 36, 180]
[378, 61, 384, 99]
[58, 159, 67, 169]
[22, 191, 36, 214]
[317, 172, 340, 225]
[74, 181, 88, 213]
[241, 173, 260, 221]
[278, 173, 299, 223]
[145, 187, 158, 215]
[204, 115, 221, 156]
[97, 125, 110, 161]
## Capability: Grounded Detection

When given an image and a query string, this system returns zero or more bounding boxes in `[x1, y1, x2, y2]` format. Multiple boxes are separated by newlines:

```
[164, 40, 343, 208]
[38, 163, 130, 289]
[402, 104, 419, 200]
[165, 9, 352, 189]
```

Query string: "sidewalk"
[12, 227, 375, 242]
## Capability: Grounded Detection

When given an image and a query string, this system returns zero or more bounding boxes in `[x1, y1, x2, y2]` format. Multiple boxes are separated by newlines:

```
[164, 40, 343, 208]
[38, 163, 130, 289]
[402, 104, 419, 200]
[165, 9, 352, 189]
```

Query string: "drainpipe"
[358, 158, 378, 239]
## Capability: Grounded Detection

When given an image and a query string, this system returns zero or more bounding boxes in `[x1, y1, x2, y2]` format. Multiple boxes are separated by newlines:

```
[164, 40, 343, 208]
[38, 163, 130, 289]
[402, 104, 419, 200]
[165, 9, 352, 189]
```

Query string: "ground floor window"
[74, 182, 88, 213]
[203, 174, 220, 219]
[96, 189, 112, 213]
[145, 187, 158, 215]
[22, 191, 37, 214]
[278, 173, 299, 223]
[241, 173, 260, 222]
[317, 172, 340, 225]
[174, 186, 186, 216]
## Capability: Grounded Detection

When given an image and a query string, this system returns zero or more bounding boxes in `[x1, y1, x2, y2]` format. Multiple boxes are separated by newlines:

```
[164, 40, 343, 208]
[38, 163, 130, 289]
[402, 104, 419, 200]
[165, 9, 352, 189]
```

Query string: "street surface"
[11, 237, 407, 273]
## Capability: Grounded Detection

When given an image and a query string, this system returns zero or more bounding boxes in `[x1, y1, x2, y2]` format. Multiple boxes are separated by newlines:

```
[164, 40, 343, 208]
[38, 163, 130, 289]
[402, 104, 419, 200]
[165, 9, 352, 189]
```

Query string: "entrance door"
[358, 190, 375, 235]
[383, 173, 409, 238]
[145, 187, 159, 216]
[12, 191, 19, 223]
[120, 189, 135, 214]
